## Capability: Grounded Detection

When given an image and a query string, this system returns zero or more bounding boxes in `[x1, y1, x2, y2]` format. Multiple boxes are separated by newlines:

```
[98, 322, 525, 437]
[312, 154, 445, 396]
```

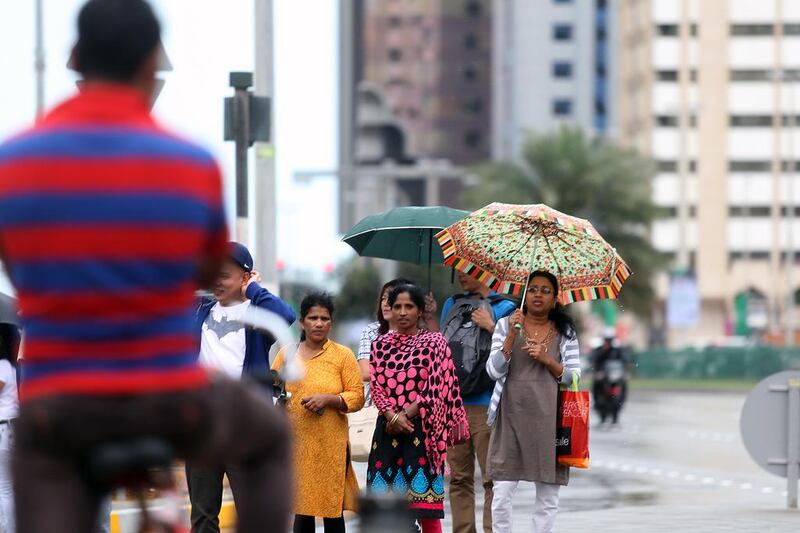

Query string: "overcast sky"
[0, 0, 349, 294]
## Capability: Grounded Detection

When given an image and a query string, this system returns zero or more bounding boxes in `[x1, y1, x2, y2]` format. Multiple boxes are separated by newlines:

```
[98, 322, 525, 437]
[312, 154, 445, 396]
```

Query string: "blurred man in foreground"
[0, 1, 290, 532]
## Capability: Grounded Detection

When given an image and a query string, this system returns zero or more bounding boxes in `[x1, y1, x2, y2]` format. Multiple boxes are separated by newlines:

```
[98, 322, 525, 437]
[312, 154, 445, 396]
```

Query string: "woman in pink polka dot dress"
[367, 283, 469, 533]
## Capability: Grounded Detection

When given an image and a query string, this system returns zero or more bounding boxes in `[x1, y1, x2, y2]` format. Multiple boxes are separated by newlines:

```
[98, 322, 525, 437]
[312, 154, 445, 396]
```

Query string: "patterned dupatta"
[370, 330, 470, 470]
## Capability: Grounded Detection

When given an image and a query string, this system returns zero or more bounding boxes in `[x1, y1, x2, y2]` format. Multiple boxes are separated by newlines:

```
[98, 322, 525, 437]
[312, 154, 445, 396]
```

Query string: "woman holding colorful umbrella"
[484, 271, 581, 533]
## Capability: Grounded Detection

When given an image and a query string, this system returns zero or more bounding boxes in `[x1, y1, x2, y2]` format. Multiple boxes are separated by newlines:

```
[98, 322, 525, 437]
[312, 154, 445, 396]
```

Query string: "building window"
[656, 70, 678, 82]
[730, 69, 771, 81]
[656, 24, 678, 36]
[388, 48, 402, 62]
[465, 1, 482, 17]
[464, 33, 478, 50]
[656, 69, 697, 82]
[730, 206, 772, 217]
[731, 24, 774, 36]
[552, 99, 573, 116]
[463, 65, 479, 82]
[731, 68, 800, 82]
[656, 23, 698, 37]
[730, 115, 773, 127]
[656, 115, 678, 127]
[730, 161, 771, 172]
[785, 24, 800, 35]
[552, 61, 573, 79]
[464, 98, 484, 113]
[657, 160, 677, 172]
[465, 130, 482, 147]
[553, 24, 573, 41]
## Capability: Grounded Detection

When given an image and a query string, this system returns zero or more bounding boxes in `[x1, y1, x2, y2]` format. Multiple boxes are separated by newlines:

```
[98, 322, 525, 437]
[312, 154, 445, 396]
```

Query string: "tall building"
[616, 0, 800, 346]
[361, 0, 492, 164]
[338, 0, 491, 232]
[492, 0, 613, 161]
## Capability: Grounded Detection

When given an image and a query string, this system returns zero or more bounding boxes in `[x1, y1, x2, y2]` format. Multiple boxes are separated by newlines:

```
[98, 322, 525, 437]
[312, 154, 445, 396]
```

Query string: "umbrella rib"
[542, 236, 565, 276]
[497, 232, 538, 283]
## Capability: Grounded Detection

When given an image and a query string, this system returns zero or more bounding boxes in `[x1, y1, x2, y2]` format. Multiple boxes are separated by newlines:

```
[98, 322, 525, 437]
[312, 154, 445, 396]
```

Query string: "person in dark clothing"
[591, 334, 630, 426]
[187, 241, 296, 533]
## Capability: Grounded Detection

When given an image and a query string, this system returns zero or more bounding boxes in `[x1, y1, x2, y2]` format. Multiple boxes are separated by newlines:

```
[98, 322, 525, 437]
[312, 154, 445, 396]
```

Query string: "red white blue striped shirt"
[0, 84, 227, 399]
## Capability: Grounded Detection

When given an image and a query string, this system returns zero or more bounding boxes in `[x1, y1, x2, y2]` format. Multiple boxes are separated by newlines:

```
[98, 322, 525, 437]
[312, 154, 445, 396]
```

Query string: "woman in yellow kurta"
[272, 292, 365, 533]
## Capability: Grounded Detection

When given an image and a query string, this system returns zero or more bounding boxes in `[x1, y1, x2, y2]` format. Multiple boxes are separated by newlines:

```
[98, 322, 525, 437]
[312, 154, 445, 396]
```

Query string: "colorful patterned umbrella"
[435, 202, 632, 305]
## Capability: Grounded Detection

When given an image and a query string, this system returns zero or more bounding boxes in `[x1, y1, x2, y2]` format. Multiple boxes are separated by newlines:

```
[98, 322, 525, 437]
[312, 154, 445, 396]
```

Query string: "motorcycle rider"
[591, 331, 629, 426]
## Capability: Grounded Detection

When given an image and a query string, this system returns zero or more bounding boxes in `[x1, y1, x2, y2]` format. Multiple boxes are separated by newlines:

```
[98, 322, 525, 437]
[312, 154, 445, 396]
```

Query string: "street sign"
[740, 370, 800, 508]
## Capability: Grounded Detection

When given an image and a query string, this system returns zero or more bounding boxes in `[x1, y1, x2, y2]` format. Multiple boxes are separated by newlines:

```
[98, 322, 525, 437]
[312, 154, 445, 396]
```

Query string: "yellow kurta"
[273, 339, 365, 518]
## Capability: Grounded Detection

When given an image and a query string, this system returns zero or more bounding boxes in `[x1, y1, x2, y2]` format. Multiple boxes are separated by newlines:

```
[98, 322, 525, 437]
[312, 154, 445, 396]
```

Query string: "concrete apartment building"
[492, 0, 614, 160]
[338, 0, 492, 232]
[616, 0, 800, 346]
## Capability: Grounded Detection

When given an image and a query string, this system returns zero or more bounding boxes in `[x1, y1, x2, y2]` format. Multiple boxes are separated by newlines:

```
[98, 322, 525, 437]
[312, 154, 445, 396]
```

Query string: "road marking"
[667, 471, 679, 479]
[620, 464, 633, 472]
[760, 487, 774, 494]
[720, 480, 733, 487]
[740, 483, 752, 490]
[635, 466, 648, 474]
[650, 469, 663, 476]
[684, 474, 697, 481]
[702, 477, 715, 484]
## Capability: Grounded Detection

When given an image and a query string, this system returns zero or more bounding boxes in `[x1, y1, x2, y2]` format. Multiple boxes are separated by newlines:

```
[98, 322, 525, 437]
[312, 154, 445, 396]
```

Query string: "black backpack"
[442, 294, 515, 397]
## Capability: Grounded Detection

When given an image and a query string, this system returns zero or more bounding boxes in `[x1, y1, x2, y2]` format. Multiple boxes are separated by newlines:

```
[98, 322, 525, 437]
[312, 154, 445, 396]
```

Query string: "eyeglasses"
[526, 286, 553, 295]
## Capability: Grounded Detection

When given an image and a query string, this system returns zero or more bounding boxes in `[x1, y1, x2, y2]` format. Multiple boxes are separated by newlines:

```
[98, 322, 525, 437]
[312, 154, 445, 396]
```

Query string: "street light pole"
[786, 74, 797, 347]
[34, 0, 45, 117]
[254, 0, 277, 288]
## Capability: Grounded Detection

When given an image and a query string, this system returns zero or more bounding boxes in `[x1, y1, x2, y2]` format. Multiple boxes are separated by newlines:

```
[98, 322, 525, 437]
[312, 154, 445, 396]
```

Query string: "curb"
[110, 500, 236, 533]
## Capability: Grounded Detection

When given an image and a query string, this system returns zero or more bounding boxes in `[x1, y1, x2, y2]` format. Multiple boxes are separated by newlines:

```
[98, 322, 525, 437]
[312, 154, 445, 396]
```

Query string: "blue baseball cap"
[228, 242, 253, 272]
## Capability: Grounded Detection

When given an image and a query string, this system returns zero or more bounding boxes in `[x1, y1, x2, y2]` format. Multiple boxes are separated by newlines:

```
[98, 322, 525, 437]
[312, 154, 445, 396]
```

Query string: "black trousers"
[185, 463, 242, 533]
[293, 514, 346, 533]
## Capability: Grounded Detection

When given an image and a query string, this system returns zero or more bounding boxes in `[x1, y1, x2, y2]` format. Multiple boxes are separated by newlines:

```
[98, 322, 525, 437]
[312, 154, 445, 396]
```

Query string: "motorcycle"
[593, 358, 627, 426]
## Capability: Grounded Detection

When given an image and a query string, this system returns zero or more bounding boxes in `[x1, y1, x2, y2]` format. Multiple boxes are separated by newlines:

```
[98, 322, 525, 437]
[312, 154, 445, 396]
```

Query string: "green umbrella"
[342, 206, 469, 287]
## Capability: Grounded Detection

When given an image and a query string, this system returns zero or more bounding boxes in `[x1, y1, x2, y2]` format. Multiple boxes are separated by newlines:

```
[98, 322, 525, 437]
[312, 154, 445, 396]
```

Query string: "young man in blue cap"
[187, 241, 296, 533]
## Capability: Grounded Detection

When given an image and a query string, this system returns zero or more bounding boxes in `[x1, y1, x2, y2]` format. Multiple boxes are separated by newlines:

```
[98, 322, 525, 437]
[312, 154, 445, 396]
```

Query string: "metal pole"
[233, 84, 250, 223]
[786, 76, 796, 347]
[254, 0, 277, 288]
[787, 377, 800, 508]
[34, 0, 45, 117]
[338, 0, 356, 233]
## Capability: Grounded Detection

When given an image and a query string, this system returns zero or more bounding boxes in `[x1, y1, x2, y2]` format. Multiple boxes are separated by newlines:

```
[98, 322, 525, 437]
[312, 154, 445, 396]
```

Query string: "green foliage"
[462, 126, 666, 317]
[335, 259, 383, 321]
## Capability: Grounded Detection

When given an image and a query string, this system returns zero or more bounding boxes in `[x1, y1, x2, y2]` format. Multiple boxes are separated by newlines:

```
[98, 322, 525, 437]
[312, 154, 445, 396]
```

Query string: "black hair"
[376, 277, 414, 334]
[299, 292, 334, 342]
[0, 324, 20, 366]
[387, 283, 426, 312]
[74, 0, 161, 82]
[524, 270, 577, 340]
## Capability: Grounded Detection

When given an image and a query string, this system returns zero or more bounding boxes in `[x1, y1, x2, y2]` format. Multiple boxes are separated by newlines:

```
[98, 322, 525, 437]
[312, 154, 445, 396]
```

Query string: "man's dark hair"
[74, 0, 161, 82]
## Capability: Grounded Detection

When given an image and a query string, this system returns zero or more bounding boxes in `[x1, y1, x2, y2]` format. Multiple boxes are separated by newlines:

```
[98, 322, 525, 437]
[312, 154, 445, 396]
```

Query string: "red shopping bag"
[556, 374, 590, 468]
